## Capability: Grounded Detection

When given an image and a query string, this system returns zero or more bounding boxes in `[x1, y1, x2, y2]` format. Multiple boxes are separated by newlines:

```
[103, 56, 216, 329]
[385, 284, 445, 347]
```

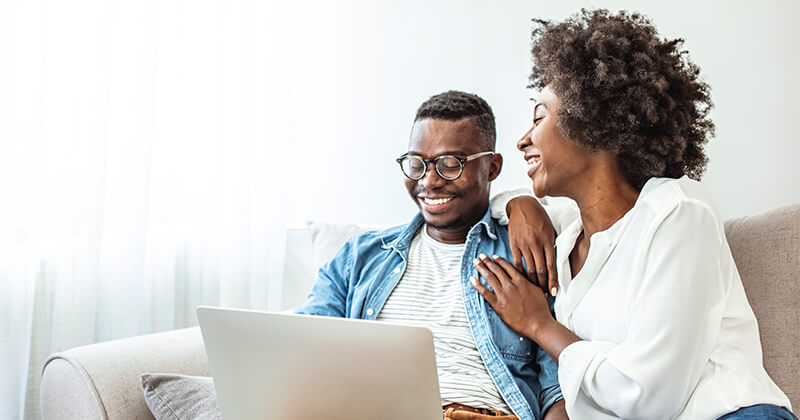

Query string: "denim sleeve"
[537, 295, 564, 415]
[293, 238, 353, 317]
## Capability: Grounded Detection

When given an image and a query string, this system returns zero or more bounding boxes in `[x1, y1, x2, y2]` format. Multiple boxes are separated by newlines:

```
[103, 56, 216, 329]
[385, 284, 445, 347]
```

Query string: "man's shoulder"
[338, 222, 412, 251]
[484, 215, 509, 238]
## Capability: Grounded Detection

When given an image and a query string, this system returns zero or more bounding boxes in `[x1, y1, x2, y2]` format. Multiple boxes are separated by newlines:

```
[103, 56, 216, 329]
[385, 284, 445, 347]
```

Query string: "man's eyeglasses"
[396, 151, 494, 181]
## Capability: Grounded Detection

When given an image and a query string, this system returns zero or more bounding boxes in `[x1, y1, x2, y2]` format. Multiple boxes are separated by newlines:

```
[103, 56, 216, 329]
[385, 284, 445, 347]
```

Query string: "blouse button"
[366, 308, 374, 316]
[393, 267, 400, 274]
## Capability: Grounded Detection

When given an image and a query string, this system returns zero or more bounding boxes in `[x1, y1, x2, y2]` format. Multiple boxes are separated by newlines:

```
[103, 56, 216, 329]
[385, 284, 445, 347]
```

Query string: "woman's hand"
[506, 196, 558, 296]
[470, 253, 555, 339]
[471, 253, 582, 362]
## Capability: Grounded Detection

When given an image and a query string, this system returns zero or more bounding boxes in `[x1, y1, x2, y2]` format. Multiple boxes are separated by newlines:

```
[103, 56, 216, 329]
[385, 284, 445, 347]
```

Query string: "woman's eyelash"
[533, 116, 545, 124]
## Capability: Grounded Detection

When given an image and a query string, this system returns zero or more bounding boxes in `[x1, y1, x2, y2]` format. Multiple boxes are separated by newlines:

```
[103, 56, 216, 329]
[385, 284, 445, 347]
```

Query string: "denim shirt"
[295, 207, 563, 420]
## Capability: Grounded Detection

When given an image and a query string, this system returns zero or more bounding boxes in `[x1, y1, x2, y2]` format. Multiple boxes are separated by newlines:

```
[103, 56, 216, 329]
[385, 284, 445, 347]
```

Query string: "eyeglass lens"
[401, 156, 462, 180]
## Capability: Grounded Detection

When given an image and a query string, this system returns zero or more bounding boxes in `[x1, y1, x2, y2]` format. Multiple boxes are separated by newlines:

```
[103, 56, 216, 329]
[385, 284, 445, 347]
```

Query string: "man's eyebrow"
[407, 150, 469, 157]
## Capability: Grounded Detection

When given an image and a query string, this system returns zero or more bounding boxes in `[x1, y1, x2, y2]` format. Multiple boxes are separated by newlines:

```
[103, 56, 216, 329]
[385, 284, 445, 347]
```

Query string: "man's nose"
[517, 126, 534, 151]
[419, 163, 447, 189]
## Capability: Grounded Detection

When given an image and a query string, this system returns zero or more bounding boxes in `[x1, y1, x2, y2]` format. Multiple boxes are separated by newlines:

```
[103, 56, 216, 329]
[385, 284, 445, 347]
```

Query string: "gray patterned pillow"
[140, 373, 221, 420]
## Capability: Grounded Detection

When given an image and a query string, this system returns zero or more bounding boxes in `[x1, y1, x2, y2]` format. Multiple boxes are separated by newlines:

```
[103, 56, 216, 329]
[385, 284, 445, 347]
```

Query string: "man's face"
[404, 118, 501, 236]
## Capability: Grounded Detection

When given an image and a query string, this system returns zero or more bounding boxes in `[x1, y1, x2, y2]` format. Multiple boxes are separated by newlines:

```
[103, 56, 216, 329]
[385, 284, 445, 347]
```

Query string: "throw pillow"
[140, 373, 221, 420]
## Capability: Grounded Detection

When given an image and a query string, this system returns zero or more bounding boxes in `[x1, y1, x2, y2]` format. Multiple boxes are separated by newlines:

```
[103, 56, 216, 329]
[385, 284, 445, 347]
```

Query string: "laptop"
[196, 306, 442, 420]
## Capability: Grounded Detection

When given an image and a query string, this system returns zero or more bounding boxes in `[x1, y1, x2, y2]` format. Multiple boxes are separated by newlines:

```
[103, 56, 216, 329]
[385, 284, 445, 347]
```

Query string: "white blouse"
[492, 177, 791, 419]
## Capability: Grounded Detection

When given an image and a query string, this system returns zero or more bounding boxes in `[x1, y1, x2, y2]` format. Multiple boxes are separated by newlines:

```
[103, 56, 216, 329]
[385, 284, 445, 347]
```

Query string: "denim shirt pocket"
[485, 305, 536, 363]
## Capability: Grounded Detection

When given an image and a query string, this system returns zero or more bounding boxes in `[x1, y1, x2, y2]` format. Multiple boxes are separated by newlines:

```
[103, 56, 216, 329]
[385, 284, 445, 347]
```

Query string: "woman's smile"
[524, 152, 542, 177]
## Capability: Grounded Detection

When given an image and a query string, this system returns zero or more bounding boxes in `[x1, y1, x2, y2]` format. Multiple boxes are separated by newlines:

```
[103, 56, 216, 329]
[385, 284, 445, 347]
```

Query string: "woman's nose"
[517, 126, 534, 151]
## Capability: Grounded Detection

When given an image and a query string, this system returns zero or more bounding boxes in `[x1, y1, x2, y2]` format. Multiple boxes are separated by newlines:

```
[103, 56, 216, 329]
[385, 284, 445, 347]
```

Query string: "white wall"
[280, 0, 799, 224]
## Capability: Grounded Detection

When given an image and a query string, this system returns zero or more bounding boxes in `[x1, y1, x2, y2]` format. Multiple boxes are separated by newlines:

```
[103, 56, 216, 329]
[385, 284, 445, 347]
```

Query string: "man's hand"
[506, 196, 558, 296]
[543, 399, 569, 420]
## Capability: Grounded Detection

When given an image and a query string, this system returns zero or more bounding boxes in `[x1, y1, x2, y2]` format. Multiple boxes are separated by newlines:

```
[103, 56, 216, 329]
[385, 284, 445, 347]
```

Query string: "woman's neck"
[571, 158, 640, 238]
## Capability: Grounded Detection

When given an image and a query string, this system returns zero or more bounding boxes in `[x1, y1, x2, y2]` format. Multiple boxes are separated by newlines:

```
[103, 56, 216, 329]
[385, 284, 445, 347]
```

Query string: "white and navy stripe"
[376, 226, 511, 414]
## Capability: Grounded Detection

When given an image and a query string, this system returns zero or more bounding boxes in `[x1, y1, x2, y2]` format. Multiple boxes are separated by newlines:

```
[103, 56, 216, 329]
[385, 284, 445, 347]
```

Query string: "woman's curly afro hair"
[530, 9, 715, 190]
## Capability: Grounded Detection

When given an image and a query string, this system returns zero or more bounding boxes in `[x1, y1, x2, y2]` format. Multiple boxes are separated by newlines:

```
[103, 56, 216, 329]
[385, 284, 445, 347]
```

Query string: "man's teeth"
[422, 197, 453, 205]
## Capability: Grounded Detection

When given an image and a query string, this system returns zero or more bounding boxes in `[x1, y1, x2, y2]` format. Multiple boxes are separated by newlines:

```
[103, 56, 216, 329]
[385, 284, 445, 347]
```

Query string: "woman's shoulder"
[634, 176, 726, 241]
[638, 176, 721, 219]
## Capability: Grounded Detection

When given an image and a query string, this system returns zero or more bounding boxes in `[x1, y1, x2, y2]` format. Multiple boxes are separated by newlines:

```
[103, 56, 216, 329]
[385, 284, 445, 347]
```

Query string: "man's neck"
[424, 224, 470, 244]
[421, 201, 489, 244]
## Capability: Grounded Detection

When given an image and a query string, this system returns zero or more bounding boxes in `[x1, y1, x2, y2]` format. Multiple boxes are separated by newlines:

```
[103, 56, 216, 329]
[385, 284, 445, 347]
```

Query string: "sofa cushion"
[725, 203, 800, 412]
[141, 373, 220, 420]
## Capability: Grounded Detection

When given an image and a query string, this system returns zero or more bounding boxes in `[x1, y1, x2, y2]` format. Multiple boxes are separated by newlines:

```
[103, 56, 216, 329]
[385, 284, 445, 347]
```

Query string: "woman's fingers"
[511, 245, 524, 274]
[531, 247, 549, 292]
[479, 254, 526, 288]
[473, 255, 504, 293]
[545, 245, 558, 296]
[492, 255, 531, 287]
[470, 277, 497, 306]
[521, 248, 538, 284]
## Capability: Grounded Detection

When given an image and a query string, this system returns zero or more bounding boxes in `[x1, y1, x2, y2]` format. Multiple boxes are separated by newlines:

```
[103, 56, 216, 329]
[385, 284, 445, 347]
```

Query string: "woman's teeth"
[422, 197, 452, 205]
[527, 157, 541, 170]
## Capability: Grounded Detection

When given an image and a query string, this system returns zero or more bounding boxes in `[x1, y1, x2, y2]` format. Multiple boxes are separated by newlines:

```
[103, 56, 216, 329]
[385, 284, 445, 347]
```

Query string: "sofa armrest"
[40, 326, 208, 420]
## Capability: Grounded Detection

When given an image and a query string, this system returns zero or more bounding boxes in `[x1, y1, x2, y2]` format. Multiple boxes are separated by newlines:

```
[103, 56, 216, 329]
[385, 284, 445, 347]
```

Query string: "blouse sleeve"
[490, 188, 579, 234]
[557, 199, 728, 419]
[490, 187, 533, 225]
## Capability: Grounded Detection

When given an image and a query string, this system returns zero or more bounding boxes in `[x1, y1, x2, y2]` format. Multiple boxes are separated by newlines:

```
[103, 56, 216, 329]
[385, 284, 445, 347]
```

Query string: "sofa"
[40, 205, 800, 419]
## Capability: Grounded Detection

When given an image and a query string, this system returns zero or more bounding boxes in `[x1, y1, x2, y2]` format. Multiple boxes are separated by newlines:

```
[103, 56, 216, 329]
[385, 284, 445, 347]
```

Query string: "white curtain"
[0, 1, 294, 418]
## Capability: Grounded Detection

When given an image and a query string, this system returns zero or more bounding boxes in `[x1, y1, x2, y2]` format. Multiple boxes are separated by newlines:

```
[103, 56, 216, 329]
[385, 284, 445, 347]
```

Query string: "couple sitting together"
[296, 9, 795, 420]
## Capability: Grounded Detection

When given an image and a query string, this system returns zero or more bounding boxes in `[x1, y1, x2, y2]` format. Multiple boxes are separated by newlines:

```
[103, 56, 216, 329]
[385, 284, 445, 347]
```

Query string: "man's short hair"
[414, 91, 497, 151]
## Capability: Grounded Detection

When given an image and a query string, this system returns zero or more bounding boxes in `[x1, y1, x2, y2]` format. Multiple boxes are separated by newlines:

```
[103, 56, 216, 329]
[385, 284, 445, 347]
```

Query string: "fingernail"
[492, 255, 499, 260]
[550, 287, 558, 297]
[479, 253, 488, 260]
[470, 277, 477, 285]
[473, 258, 480, 265]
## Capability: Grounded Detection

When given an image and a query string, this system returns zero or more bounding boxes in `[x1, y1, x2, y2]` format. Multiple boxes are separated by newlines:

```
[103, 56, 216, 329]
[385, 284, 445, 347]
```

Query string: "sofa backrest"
[725, 203, 800, 412]
[287, 205, 800, 412]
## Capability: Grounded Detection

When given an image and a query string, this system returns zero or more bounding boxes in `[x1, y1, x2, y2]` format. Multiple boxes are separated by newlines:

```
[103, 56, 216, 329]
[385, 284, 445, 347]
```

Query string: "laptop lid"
[197, 306, 442, 420]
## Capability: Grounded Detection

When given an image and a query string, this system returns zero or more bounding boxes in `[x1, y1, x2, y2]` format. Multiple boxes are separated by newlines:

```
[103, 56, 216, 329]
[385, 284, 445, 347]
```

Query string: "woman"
[471, 9, 795, 420]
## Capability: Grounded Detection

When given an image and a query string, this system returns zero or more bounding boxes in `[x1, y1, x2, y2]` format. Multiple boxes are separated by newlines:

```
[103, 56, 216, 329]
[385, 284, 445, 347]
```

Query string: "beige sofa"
[40, 205, 800, 419]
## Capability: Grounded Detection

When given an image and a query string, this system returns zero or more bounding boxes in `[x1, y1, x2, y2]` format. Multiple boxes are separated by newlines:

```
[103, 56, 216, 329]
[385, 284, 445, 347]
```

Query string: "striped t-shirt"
[376, 225, 511, 414]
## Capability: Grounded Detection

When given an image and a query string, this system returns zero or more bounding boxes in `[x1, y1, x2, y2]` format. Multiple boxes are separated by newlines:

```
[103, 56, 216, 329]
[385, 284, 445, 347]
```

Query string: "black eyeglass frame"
[395, 151, 494, 181]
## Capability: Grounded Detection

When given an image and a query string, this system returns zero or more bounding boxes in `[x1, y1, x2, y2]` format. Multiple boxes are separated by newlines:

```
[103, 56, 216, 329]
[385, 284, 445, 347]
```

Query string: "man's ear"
[488, 153, 502, 181]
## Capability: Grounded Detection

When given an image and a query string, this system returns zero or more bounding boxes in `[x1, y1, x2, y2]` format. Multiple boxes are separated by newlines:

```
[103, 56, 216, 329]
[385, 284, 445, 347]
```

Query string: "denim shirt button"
[366, 308, 374, 316]
[393, 267, 400, 274]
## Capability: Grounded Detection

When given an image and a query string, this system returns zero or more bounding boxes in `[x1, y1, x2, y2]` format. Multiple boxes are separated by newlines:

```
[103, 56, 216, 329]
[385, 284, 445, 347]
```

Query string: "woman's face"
[517, 85, 592, 197]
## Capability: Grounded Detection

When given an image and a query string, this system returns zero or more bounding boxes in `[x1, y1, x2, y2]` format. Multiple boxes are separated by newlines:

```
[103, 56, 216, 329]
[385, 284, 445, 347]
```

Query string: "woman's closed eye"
[533, 102, 547, 126]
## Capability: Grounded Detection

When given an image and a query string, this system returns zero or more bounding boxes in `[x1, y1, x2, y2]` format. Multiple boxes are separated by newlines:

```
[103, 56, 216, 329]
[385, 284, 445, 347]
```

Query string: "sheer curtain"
[0, 1, 293, 418]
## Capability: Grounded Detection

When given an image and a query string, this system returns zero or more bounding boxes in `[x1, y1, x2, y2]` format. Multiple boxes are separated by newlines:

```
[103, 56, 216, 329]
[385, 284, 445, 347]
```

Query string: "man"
[296, 91, 566, 420]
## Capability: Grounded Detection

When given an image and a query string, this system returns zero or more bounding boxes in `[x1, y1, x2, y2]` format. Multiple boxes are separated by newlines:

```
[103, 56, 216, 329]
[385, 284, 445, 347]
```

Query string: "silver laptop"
[196, 306, 442, 420]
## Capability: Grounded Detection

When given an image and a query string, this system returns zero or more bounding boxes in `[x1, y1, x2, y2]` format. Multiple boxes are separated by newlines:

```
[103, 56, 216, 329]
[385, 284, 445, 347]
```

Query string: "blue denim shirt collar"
[382, 204, 498, 251]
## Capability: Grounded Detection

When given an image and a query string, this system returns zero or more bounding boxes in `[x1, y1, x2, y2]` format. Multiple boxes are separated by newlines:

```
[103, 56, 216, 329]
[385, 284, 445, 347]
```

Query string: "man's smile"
[418, 195, 456, 211]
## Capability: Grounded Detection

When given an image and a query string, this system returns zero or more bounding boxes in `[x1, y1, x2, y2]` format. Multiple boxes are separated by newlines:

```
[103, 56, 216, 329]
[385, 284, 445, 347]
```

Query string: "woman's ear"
[488, 153, 503, 181]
